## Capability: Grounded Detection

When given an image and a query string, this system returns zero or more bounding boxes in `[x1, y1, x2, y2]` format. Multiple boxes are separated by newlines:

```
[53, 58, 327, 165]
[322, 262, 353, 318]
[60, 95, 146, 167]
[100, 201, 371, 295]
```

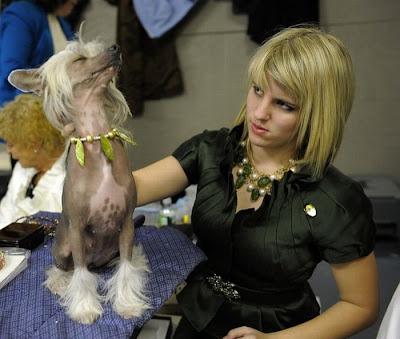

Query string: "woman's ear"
[8, 69, 44, 96]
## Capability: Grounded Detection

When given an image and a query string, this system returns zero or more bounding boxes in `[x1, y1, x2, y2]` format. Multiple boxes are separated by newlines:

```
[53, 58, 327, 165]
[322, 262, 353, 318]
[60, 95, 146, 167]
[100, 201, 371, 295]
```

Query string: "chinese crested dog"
[8, 35, 150, 324]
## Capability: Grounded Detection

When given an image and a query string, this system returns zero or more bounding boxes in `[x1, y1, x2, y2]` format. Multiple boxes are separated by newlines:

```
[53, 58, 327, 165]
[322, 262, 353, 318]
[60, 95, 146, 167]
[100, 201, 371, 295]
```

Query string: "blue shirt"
[0, 0, 74, 107]
[133, 0, 198, 38]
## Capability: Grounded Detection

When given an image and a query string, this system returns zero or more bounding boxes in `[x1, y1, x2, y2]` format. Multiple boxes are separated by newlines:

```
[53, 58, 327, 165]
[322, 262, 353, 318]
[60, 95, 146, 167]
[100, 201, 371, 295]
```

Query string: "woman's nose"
[254, 98, 272, 121]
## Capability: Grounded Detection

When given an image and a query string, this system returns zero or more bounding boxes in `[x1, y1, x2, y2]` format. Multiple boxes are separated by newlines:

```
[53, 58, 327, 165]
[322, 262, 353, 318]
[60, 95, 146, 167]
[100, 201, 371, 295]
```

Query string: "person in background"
[376, 282, 400, 339]
[0, 94, 66, 230]
[0, 0, 77, 108]
[132, 26, 379, 338]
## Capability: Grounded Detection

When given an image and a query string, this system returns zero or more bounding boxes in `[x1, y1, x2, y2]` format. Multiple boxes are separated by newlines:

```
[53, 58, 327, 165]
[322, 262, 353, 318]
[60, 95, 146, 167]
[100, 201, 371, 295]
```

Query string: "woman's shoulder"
[318, 166, 368, 204]
[12, 161, 34, 175]
[172, 128, 231, 183]
[195, 128, 230, 141]
[301, 167, 376, 263]
[6, 162, 36, 189]
[177, 128, 230, 149]
[3, 1, 43, 16]
[2, 1, 45, 29]
[299, 166, 372, 222]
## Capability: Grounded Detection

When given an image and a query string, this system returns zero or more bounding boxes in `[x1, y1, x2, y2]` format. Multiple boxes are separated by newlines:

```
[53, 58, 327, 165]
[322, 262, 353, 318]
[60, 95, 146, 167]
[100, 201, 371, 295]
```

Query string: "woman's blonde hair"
[233, 26, 355, 178]
[0, 94, 65, 154]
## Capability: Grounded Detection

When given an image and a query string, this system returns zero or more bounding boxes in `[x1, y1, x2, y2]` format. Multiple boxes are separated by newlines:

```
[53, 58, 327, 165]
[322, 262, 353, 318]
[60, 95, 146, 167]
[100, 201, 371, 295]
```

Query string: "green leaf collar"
[70, 128, 137, 167]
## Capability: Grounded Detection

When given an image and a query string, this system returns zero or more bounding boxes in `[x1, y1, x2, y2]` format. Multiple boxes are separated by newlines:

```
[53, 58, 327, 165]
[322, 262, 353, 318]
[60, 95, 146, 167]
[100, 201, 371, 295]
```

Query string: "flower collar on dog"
[70, 128, 136, 167]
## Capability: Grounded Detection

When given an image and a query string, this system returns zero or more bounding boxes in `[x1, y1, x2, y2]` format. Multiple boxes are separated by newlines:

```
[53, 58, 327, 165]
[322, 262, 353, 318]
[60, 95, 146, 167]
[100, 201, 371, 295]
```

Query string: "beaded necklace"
[70, 128, 136, 167]
[234, 141, 298, 201]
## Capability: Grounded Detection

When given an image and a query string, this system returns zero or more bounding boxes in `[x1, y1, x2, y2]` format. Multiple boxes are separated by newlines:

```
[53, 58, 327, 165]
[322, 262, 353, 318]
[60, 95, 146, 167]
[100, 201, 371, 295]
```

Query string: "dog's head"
[8, 34, 131, 131]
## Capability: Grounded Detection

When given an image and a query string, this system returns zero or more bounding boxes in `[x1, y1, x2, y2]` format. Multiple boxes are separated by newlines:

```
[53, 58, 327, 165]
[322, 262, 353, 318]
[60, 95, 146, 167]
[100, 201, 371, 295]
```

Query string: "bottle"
[182, 214, 190, 224]
[159, 198, 176, 226]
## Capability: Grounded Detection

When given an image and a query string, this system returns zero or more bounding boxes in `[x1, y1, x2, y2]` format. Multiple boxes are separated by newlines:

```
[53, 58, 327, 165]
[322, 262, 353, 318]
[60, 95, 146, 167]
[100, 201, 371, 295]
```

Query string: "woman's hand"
[223, 326, 268, 339]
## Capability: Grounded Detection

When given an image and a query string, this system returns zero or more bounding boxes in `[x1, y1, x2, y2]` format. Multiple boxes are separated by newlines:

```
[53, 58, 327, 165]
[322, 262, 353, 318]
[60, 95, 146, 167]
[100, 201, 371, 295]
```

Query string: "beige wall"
[83, 0, 400, 183]
[320, 0, 400, 183]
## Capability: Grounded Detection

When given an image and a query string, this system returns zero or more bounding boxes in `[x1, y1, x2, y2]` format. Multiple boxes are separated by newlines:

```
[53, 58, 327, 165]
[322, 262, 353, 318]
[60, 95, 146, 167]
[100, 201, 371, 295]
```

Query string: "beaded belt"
[204, 272, 305, 305]
[206, 274, 241, 301]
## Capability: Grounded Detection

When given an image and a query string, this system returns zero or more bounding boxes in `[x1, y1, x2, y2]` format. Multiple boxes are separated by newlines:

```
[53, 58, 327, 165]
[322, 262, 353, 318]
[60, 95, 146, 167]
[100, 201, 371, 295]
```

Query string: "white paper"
[137, 318, 171, 339]
[0, 254, 26, 289]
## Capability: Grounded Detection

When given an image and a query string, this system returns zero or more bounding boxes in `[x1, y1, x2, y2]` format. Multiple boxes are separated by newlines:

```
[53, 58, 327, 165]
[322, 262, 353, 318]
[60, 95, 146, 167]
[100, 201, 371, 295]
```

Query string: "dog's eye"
[74, 57, 87, 62]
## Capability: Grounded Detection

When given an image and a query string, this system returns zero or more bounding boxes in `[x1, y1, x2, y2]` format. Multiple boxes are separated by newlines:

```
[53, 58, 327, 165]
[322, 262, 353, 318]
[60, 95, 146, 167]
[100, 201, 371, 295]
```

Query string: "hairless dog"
[9, 33, 149, 324]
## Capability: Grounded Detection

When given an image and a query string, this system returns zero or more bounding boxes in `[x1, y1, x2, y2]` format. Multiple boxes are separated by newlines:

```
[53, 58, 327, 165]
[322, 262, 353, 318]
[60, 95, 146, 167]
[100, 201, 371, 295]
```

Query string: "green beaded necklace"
[70, 128, 136, 167]
[234, 142, 298, 201]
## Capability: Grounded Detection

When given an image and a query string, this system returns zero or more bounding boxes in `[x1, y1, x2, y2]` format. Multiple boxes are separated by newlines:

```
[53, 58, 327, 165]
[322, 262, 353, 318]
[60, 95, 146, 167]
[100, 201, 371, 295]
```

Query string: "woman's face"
[246, 75, 299, 157]
[5, 140, 39, 169]
[54, 0, 78, 17]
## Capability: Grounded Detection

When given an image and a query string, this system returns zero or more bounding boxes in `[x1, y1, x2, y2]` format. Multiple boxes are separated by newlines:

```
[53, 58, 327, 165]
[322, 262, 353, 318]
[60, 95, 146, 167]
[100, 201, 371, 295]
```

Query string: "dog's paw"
[60, 267, 104, 324]
[68, 304, 103, 325]
[103, 254, 150, 319]
[43, 266, 71, 295]
[113, 299, 149, 319]
[65, 287, 104, 324]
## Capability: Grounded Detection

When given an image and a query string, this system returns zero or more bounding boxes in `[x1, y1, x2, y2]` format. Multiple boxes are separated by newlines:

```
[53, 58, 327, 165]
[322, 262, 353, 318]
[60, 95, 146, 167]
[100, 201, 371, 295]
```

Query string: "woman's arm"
[224, 252, 380, 339]
[132, 156, 189, 207]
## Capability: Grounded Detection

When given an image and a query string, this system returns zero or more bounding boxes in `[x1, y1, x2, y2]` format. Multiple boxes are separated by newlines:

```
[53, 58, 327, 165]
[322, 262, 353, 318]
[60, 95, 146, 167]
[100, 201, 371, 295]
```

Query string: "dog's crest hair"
[38, 32, 131, 132]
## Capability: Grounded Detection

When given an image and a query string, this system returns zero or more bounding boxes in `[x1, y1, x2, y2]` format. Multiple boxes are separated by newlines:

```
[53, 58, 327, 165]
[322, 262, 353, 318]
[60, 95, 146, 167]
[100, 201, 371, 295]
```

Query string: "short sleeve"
[306, 175, 376, 264]
[172, 133, 203, 185]
[172, 128, 229, 185]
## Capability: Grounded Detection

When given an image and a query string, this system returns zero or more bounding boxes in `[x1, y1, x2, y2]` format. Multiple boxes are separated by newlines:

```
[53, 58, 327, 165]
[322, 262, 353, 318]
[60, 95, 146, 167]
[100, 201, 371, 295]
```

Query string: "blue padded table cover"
[0, 212, 206, 339]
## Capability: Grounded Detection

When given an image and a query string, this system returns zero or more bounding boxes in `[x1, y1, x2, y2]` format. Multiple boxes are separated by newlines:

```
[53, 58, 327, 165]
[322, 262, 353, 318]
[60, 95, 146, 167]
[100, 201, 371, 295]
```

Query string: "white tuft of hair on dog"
[43, 266, 72, 296]
[59, 267, 104, 324]
[103, 244, 151, 318]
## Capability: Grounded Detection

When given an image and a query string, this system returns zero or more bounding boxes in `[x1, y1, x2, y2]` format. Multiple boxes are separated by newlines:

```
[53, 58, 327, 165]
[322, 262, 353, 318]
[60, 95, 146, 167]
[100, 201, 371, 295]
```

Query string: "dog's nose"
[108, 45, 120, 55]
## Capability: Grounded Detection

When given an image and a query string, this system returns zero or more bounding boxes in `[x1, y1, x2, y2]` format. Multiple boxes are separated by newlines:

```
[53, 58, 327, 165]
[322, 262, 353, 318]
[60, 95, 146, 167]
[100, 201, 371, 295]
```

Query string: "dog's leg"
[60, 267, 103, 324]
[60, 223, 103, 324]
[104, 217, 150, 318]
[44, 216, 73, 295]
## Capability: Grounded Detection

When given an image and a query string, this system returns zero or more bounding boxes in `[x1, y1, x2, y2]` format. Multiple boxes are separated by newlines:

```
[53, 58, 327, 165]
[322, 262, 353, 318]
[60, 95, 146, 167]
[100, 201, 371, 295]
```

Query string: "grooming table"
[0, 212, 206, 339]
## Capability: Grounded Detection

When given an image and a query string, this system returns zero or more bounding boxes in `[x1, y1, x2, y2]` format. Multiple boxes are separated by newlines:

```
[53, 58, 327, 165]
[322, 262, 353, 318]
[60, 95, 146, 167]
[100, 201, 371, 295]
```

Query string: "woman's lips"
[251, 122, 268, 135]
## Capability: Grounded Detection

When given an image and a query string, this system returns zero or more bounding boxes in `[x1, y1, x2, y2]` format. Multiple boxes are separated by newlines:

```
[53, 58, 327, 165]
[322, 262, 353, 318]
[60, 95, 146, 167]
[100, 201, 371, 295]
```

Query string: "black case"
[0, 222, 44, 250]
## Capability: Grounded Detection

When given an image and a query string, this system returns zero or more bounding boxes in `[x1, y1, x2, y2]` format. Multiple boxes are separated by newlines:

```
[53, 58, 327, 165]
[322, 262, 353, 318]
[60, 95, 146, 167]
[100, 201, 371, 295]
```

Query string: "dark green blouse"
[172, 126, 376, 337]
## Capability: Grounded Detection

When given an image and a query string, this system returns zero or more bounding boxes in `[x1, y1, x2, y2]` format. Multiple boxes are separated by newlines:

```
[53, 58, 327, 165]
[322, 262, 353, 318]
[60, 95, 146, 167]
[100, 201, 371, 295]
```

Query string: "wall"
[83, 0, 400, 184]
[320, 0, 400, 183]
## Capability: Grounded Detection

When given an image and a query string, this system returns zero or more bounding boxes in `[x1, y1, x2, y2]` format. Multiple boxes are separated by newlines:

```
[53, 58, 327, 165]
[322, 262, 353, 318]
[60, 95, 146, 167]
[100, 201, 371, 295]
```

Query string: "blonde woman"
[133, 26, 379, 338]
[0, 94, 66, 229]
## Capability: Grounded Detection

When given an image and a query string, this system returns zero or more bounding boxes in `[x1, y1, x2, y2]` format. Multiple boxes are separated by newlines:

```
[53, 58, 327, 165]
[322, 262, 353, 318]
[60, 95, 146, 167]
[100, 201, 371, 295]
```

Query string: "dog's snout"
[108, 45, 120, 54]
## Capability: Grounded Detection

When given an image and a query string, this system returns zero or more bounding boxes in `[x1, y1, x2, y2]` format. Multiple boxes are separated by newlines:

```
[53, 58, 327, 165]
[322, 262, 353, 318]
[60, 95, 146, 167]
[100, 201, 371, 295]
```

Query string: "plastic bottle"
[182, 214, 190, 224]
[159, 198, 176, 226]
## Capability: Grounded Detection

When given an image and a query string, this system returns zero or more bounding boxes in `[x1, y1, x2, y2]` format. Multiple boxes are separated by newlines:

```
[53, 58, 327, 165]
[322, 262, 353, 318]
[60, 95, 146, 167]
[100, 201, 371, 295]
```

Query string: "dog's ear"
[8, 69, 43, 96]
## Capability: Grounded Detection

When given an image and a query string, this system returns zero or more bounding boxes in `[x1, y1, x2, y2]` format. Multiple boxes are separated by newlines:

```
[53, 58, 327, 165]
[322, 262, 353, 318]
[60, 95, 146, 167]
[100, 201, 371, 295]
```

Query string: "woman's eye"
[252, 85, 263, 96]
[277, 99, 294, 111]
